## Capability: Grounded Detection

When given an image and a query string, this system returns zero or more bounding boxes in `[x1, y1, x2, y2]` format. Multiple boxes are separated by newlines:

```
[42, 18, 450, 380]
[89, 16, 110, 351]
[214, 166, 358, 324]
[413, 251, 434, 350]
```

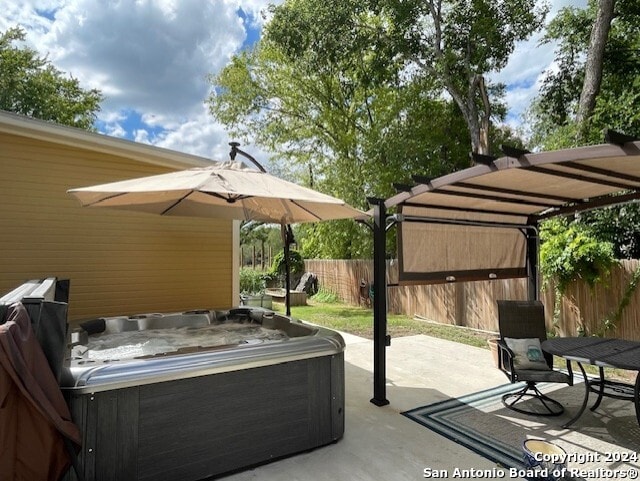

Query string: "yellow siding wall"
[0, 132, 234, 323]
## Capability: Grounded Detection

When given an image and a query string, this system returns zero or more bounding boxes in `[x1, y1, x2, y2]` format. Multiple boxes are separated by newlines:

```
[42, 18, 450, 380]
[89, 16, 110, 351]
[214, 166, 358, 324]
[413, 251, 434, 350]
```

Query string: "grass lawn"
[272, 298, 495, 349]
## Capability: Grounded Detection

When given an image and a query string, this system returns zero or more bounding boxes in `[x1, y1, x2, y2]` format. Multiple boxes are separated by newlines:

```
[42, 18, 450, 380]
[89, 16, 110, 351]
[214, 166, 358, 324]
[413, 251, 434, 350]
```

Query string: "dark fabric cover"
[23, 299, 69, 383]
[0, 302, 81, 481]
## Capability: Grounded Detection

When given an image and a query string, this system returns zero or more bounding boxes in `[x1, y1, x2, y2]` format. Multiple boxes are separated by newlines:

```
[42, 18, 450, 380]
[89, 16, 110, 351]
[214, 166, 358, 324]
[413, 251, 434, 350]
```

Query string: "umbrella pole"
[284, 225, 292, 316]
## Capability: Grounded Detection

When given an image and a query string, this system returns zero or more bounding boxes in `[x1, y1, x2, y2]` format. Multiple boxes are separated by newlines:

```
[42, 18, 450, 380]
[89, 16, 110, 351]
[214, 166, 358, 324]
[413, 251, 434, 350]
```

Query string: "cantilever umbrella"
[68, 160, 365, 313]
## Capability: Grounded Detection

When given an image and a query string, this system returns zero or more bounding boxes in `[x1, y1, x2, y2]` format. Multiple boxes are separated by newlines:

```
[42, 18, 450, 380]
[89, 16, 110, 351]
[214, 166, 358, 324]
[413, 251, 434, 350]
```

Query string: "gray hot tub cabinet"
[62, 310, 345, 481]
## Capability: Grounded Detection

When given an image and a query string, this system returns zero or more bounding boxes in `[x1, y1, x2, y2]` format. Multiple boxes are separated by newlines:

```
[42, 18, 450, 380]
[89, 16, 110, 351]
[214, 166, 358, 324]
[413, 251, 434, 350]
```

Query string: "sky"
[2, 0, 587, 165]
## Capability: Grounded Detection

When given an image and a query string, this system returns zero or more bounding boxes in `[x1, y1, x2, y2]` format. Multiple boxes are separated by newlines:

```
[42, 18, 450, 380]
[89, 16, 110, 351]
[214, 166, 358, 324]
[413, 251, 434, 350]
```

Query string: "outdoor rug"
[402, 381, 640, 480]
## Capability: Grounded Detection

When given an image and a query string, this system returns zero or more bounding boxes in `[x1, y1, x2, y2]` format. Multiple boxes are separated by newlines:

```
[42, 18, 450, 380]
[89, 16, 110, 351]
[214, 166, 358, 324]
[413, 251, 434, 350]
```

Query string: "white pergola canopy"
[384, 135, 640, 285]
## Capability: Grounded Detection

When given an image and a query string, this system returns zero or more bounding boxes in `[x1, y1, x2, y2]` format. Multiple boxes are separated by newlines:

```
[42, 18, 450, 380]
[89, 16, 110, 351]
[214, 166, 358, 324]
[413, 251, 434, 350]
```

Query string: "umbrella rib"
[290, 200, 323, 221]
[83, 192, 129, 207]
[159, 190, 250, 215]
[160, 191, 195, 215]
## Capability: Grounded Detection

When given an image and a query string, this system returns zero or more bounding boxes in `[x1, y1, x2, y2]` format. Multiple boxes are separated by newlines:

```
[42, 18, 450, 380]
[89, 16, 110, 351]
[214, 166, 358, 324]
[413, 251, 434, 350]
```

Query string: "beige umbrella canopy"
[68, 159, 365, 314]
[68, 161, 364, 224]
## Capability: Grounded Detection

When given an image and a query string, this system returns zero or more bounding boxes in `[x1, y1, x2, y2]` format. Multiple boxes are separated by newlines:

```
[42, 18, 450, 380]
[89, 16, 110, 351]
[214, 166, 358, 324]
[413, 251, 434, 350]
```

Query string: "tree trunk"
[453, 75, 491, 158]
[444, 79, 484, 160]
[576, 0, 616, 138]
[423, 0, 491, 158]
[466, 109, 482, 157]
[477, 75, 491, 156]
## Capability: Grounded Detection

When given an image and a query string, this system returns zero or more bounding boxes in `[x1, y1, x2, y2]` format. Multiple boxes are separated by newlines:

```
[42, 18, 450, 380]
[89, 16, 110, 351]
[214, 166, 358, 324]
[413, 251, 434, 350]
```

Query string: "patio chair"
[496, 300, 573, 416]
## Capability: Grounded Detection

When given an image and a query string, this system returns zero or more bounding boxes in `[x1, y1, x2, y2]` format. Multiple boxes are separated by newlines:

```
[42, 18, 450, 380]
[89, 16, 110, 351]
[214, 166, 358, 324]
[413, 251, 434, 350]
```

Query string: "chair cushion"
[504, 337, 550, 370]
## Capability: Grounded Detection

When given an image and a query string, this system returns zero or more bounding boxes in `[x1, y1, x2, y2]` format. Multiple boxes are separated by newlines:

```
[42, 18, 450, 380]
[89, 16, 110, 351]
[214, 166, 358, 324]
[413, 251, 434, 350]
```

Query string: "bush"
[540, 218, 617, 293]
[270, 249, 305, 276]
[239, 268, 266, 294]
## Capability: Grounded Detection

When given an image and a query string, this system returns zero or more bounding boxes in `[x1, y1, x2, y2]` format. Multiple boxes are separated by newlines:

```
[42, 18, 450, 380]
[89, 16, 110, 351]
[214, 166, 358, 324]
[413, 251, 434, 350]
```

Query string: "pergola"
[368, 130, 640, 406]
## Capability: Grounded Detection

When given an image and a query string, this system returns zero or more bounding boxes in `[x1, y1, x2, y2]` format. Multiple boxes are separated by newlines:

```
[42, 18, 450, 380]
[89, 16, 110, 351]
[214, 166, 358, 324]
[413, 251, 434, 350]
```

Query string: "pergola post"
[368, 197, 390, 406]
[526, 224, 539, 301]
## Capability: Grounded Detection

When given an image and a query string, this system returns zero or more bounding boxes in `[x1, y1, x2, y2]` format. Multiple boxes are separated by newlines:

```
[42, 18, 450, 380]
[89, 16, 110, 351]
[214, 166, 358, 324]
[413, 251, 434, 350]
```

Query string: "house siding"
[0, 131, 234, 323]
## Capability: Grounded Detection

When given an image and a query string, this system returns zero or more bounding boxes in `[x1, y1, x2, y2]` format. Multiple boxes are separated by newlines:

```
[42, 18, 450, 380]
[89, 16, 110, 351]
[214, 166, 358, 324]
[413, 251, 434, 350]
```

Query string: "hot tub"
[61, 307, 345, 481]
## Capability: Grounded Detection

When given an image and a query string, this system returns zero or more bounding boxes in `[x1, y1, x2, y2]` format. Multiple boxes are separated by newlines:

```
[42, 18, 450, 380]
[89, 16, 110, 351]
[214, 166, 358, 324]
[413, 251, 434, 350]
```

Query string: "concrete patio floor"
[223, 332, 514, 480]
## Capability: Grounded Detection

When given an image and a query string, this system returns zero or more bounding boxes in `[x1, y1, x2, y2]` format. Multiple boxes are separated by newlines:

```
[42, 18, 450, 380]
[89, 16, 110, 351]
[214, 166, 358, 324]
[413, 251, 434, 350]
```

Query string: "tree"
[576, 0, 616, 140]
[529, 0, 640, 260]
[209, 0, 537, 257]
[398, 0, 548, 156]
[577, 206, 640, 259]
[262, 0, 545, 158]
[209, 4, 476, 257]
[0, 27, 102, 129]
[529, 0, 640, 148]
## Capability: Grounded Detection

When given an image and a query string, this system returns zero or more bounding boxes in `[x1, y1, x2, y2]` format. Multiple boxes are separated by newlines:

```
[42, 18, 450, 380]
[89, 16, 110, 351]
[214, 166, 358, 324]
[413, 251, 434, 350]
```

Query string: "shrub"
[270, 249, 305, 276]
[540, 218, 617, 294]
[239, 268, 266, 294]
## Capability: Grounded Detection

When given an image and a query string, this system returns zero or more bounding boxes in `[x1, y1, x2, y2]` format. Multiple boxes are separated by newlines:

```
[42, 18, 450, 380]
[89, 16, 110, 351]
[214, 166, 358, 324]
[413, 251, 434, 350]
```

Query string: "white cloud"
[492, 0, 588, 129]
[146, 108, 231, 159]
[105, 123, 127, 139]
[123, 105, 272, 169]
[41, 0, 245, 119]
[3, 0, 277, 160]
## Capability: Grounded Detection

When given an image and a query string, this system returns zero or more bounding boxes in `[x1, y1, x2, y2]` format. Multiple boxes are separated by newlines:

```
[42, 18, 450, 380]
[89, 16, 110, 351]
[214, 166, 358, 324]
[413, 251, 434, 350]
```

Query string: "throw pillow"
[504, 337, 550, 370]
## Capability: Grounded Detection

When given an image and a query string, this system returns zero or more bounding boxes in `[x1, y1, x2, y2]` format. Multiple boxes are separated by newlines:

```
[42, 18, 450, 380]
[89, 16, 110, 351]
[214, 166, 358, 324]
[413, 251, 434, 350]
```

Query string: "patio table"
[541, 337, 640, 429]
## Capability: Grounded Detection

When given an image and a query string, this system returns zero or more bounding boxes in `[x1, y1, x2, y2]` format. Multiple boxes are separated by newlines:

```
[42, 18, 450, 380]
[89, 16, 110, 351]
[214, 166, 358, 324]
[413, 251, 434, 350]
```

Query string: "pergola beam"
[605, 129, 639, 145]
[393, 183, 414, 192]
[471, 153, 497, 165]
[537, 191, 640, 220]
[501, 145, 531, 158]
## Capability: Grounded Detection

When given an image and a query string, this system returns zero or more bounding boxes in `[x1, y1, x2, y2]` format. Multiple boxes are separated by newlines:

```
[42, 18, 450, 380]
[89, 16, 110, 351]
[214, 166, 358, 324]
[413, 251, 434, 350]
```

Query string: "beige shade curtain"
[398, 206, 529, 284]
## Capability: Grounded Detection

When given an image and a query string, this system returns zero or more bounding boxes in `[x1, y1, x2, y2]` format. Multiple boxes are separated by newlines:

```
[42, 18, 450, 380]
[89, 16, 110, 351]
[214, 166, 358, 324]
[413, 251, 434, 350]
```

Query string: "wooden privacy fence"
[304, 259, 640, 341]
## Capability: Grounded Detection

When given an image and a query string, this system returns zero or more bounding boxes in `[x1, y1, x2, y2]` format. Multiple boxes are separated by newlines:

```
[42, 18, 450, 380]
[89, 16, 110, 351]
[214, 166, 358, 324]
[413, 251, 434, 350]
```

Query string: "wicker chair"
[497, 300, 573, 416]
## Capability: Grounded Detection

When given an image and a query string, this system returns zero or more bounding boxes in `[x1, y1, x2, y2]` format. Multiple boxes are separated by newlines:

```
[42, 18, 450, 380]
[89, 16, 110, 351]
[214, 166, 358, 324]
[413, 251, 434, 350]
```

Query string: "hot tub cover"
[0, 303, 81, 481]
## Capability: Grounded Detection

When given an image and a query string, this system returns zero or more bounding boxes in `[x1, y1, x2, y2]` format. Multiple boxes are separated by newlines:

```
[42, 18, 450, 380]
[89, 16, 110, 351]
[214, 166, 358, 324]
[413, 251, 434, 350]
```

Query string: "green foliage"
[578, 205, 640, 260]
[208, 0, 536, 257]
[528, 0, 640, 149]
[0, 27, 103, 129]
[239, 267, 267, 294]
[270, 249, 305, 276]
[539, 218, 618, 294]
[298, 220, 373, 259]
